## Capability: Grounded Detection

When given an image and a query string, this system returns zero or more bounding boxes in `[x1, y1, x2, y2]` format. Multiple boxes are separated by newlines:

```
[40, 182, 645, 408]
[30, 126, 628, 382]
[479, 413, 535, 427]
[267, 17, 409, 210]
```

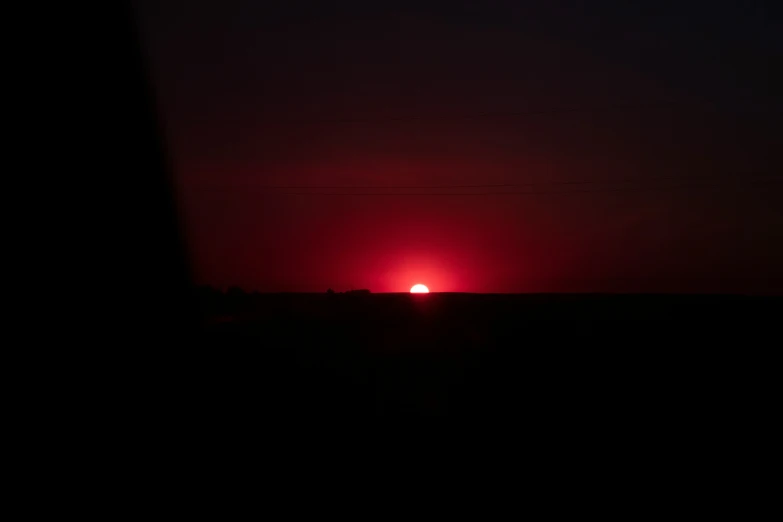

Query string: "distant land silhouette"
[187, 285, 779, 417]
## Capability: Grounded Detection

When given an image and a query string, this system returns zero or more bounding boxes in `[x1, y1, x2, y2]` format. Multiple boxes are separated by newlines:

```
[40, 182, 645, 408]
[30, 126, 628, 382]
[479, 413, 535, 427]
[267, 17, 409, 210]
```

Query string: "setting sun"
[410, 284, 430, 293]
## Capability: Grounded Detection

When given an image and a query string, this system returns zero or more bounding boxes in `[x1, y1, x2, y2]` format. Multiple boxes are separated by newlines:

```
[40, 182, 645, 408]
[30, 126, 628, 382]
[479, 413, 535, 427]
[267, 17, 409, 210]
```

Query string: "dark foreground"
[165, 293, 779, 421]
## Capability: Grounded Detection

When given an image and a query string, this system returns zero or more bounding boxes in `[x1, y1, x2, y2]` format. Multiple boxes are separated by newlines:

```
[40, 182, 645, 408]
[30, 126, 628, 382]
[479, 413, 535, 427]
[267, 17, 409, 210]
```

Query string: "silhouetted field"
[176, 292, 779, 419]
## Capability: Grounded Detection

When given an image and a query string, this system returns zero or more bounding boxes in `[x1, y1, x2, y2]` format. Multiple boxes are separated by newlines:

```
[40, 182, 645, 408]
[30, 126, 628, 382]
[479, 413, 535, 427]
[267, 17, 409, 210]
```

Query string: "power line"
[255, 173, 781, 190]
[269, 97, 780, 126]
[261, 177, 783, 196]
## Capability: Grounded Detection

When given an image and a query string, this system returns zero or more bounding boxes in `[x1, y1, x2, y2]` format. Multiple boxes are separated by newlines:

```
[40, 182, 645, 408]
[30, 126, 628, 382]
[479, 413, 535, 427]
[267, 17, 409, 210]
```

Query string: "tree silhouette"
[226, 286, 247, 314]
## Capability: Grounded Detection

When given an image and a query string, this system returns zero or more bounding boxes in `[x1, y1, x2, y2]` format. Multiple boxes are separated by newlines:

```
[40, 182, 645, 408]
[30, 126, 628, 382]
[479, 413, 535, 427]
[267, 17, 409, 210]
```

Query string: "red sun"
[410, 284, 430, 293]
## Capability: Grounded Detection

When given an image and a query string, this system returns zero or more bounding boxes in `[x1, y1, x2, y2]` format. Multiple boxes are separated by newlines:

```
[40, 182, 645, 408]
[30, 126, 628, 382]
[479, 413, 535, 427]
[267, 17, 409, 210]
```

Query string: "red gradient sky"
[133, 0, 782, 293]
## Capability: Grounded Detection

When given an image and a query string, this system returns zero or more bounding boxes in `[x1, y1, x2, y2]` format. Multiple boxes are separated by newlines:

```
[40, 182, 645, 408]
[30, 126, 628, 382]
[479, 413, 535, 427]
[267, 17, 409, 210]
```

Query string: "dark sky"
[133, 0, 782, 293]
